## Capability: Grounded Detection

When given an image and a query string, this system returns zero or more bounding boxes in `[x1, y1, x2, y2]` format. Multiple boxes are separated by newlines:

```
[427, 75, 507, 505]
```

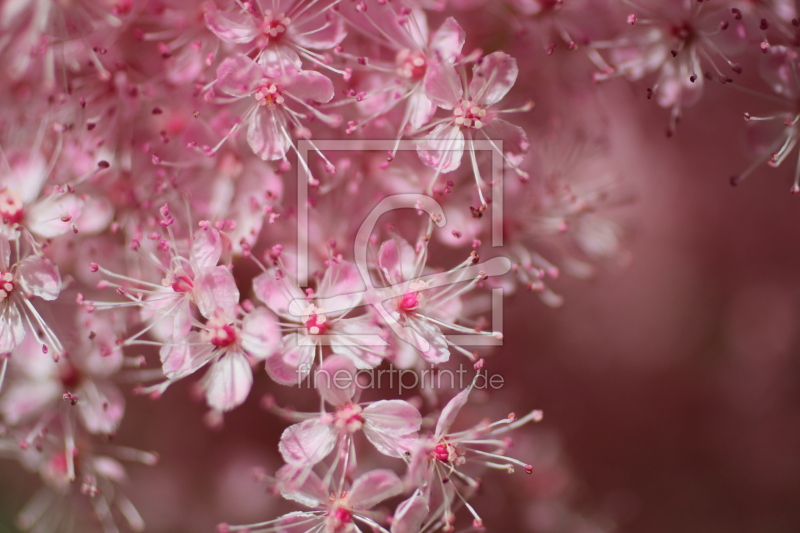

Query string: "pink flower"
[373, 234, 501, 367]
[0, 235, 62, 358]
[404, 376, 542, 528]
[205, 0, 346, 71]
[220, 468, 403, 533]
[213, 54, 337, 162]
[341, 6, 466, 133]
[276, 355, 421, 477]
[591, 0, 744, 134]
[0, 154, 83, 240]
[254, 258, 387, 385]
[144, 306, 281, 412]
[417, 51, 531, 203]
[1, 311, 126, 439]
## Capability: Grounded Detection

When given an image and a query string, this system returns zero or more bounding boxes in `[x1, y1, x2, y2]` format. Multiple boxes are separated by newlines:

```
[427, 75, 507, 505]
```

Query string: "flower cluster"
[15, 0, 800, 531]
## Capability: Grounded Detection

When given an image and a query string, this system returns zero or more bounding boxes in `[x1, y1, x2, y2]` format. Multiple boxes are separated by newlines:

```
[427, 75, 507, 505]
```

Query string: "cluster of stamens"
[254, 83, 285, 109]
[261, 10, 290, 39]
[0, 188, 24, 225]
[303, 303, 329, 335]
[333, 404, 364, 433]
[453, 100, 487, 129]
[163, 270, 194, 293]
[433, 439, 466, 466]
[0, 271, 14, 302]
[397, 280, 427, 314]
[203, 316, 239, 348]
[326, 501, 353, 533]
[396, 49, 427, 80]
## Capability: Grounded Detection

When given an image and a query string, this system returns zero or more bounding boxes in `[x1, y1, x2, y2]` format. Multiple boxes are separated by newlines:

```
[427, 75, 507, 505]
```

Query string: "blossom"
[591, 0, 744, 134]
[733, 45, 800, 192]
[205, 0, 346, 71]
[254, 258, 388, 384]
[0, 235, 62, 360]
[213, 53, 337, 163]
[0, 153, 83, 240]
[404, 375, 542, 529]
[276, 355, 421, 480]
[141, 305, 279, 411]
[417, 51, 531, 203]
[219, 468, 403, 533]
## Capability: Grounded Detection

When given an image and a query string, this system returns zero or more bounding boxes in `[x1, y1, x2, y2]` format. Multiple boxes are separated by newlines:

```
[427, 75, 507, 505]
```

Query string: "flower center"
[0, 188, 24, 225]
[433, 439, 466, 465]
[670, 21, 694, 43]
[255, 83, 284, 109]
[303, 304, 329, 335]
[59, 362, 81, 390]
[261, 11, 290, 40]
[164, 270, 194, 293]
[453, 100, 487, 129]
[397, 280, 427, 314]
[396, 49, 427, 80]
[334, 404, 364, 433]
[204, 316, 239, 348]
[0, 271, 14, 302]
[326, 503, 353, 533]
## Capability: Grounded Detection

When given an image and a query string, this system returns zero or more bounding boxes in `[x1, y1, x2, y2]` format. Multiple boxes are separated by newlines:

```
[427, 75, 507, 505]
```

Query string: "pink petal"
[348, 469, 404, 510]
[481, 117, 529, 166]
[0, 380, 62, 425]
[760, 46, 798, 99]
[279, 419, 337, 466]
[204, 9, 259, 44]
[378, 237, 418, 286]
[363, 400, 422, 436]
[408, 91, 436, 131]
[240, 307, 281, 360]
[253, 271, 305, 319]
[283, 69, 335, 103]
[76, 381, 125, 435]
[469, 51, 518, 107]
[257, 45, 302, 75]
[160, 334, 215, 380]
[16, 255, 61, 301]
[193, 266, 240, 323]
[317, 355, 356, 406]
[215, 54, 264, 98]
[429, 17, 465, 64]
[290, 10, 346, 50]
[435, 384, 472, 438]
[362, 400, 422, 457]
[25, 193, 83, 238]
[417, 123, 464, 174]
[247, 108, 291, 161]
[0, 304, 26, 353]
[191, 227, 223, 270]
[74, 197, 113, 235]
[423, 60, 462, 109]
[316, 260, 365, 316]
[391, 492, 430, 533]
[656, 60, 704, 108]
[329, 317, 387, 369]
[401, 316, 450, 364]
[265, 333, 316, 385]
[202, 350, 253, 411]
[2, 155, 47, 204]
